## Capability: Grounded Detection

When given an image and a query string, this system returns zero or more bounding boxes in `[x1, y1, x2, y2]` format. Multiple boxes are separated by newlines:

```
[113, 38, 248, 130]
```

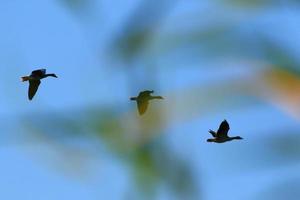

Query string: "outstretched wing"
[137, 100, 149, 115]
[31, 69, 46, 77]
[208, 130, 217, 137]
[28, 80, 41, 100]
[217, 120, 230, 137]
[138, 90, 153, 98]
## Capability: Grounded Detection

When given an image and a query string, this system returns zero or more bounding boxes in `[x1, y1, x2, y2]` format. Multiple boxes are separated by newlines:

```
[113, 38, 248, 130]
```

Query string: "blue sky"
[0, 0, 300, 200]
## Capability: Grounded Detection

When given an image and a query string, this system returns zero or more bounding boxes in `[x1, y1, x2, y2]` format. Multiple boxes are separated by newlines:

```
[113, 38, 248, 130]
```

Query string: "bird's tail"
[130, 97, 137, 101]
[21, 76, 30, 82]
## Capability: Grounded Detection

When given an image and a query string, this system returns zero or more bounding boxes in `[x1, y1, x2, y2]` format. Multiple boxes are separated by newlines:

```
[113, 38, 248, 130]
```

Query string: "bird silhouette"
[130, 90, 164, 115]
[21, 69, 57, 100]
[207, 120, 243, 143]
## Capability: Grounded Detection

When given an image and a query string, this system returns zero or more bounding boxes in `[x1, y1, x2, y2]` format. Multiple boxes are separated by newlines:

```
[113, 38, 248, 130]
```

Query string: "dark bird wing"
[28, 80, 41, 100]
[208, 130, 217, 137]
[137, 100, 149, 115]
[217, 120, 230, 137]
[31, 69, 46, 77]
[138, 90, 153, 98]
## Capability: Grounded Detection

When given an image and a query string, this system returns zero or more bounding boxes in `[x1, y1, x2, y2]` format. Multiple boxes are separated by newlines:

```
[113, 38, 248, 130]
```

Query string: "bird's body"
[21, 69, 57, 100]
[207, 120, 243, 143]
[130, 90, 163, 115]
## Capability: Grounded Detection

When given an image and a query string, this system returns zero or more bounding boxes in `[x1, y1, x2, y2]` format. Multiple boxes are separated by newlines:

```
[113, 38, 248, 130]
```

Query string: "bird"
[130, 90, 164, 115]
[207, 120, 243, 143]
[21, 69, 57, 100]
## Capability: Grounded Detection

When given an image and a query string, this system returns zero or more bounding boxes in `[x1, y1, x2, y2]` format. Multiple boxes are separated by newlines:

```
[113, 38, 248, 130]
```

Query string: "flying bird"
[207, 120, 243, 143]
[130, 90, 164, 115]
[21, 69, 57, 100]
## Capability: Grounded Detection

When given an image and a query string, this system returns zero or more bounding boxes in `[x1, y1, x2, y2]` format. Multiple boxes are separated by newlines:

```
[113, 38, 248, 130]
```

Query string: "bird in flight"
[130, 90, 164, 115]
[21, 69, 57, 100]
[207, 120, 243, 143]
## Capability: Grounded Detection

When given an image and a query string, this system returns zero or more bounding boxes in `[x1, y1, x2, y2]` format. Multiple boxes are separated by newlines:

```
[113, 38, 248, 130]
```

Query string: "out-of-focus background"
[1, 0, 300, 199]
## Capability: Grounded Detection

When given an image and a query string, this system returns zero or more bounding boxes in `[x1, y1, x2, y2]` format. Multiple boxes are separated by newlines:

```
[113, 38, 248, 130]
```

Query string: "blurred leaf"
[223, 0, 300, 8]
[260, 68, 300, 118]
[110, 0, 177, 61]
[259, 36, 300, 75]
[59, 0, 94, 16]
[256, 179, 300, 200]
[224, 0, 272, 7]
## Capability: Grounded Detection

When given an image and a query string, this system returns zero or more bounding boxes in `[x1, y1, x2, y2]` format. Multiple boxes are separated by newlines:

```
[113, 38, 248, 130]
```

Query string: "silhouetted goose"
[130, 90, 164, 115]
[207, 120, 243, 143]
[21, 69, 57, 100]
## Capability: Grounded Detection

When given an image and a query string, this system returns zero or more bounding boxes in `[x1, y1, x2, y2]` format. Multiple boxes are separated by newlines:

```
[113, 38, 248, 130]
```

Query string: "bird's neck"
[43, 74, 57, 78]
[230, 136, 242, 140]
[150, 96, 163, 100]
